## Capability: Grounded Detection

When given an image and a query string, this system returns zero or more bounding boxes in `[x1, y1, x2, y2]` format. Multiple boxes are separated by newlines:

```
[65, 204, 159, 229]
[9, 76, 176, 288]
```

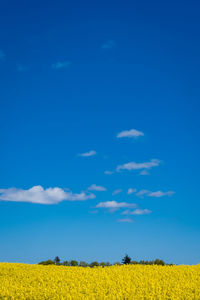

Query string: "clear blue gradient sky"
[0, 0, 200, 264]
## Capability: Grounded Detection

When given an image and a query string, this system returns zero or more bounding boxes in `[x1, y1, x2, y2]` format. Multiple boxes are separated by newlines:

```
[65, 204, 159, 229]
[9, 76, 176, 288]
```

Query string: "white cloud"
[0, 186, 95, 205]
[148, 191, 175, 198]
[88, 184, 107, 192]
[117, 218, 133, 223]
[117, 129, 144, 139]
[112, 189, 122, 196]
[52, 61, 71, 69]
[101, 40, 115, 49]
[0, 50, 5, 61]
[139, 170, 149, 176]
[96, 201, 136, 209]
[78, 150, 97, 157]
[135, 190, 175, 198]
[122, 209, 151, 215]
[127, 188, 137, 195]
[131, 209, 151, 215]
[116, 159, 161, 172]
[104, 170, 114, 175]
[68, 191, 95, 201]
[136, 190, 150, 197]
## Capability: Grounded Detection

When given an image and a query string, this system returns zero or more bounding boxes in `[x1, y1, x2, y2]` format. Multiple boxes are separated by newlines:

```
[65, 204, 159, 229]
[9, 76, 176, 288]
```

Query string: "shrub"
[70, 260, 78, 266]
[79, 261, 89, 267]
[113, 262, 121, 266]
[154, 259, 165, 266]
[38, 260, 55, 265]
[90, 262, 99, 268]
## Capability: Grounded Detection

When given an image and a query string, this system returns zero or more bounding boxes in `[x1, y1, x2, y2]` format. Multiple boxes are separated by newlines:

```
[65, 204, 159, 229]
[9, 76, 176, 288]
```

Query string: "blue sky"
[0, 0, 200, 265]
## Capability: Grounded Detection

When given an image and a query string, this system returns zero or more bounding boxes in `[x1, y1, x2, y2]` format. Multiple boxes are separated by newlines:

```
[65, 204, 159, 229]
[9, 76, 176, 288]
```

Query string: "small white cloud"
[88, 184, 107, 192]
[127, 188, 137, 195]
[0, 49, 5, 61]
[122, 209, 151, 215]
[78, 150, 97, 157]
[116, 159, 161, 172]
[139, 170, 149, 176]
[117, 218, 133, 223]
[136, 190, 150, 197]
[52, 61, 71, 70]
[112, 189, 122, 196]
[0, 186, 95, 205]
[69, 191, 96, 201]
[148, 191, 175, 198]
[101, 40, 115, 49]
[135, 190, 175, 198]
[132, 209, 152, 215]
[117, 129, 144, 139]
[104, 170, 114, 175]
[96, 201, 136, 209]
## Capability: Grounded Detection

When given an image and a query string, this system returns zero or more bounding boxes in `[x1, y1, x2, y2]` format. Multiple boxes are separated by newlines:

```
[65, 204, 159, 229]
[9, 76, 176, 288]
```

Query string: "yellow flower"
[0, 263, 200, 299]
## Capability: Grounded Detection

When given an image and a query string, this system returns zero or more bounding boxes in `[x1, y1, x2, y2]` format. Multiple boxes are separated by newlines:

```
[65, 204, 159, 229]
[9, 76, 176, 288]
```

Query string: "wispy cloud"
[96, 201, 137, 210]
[88, 184, 107, 192]
[101, 40, 115, 49]
[117, 218, 133, 223]
[112, 189, 123, 196]
[68, 191, 95, 201]
[148, 191, 175, 198]
[116, 159, 161, 172]
[136, 190, 175, 198]
[122, 208, 151, 215]
[78, 150, 97, 157]
[127, 188, 137, 195]
[104, 170, 114, 175]
[0, 49, 5, 61]
[117, 129, 144, 139]
[136, 190, 150, 197]
[0, 186, 95, 205]
[139, 170, 149, 176]
[51, 61, 71, 70]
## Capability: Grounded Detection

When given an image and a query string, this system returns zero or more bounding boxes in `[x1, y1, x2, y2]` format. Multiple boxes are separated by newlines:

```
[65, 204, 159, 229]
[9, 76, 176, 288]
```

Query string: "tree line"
[38, 255, 172, 267]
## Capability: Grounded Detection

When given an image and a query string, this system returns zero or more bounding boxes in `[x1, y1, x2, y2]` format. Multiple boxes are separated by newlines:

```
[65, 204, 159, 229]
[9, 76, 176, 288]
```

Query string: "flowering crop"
[0, 263, 200, 299]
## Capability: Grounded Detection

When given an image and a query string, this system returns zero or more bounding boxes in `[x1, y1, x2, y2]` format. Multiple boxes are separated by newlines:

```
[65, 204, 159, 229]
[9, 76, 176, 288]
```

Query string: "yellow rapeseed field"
[0, 263, 200, 299]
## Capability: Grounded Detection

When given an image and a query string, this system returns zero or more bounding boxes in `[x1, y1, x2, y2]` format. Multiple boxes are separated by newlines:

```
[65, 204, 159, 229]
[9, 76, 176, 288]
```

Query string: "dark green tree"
[63, 260, 70, 266]
[122, 254, 131, 265]
[100, 262, 106, 267]
[154, 259, 165, 266]
[70, 260, 78, 266]
[104, 262, 111, 266]
[54, 256, 61, 265]
[90, 261, 99, 267]
[79, 261, 88, 267]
